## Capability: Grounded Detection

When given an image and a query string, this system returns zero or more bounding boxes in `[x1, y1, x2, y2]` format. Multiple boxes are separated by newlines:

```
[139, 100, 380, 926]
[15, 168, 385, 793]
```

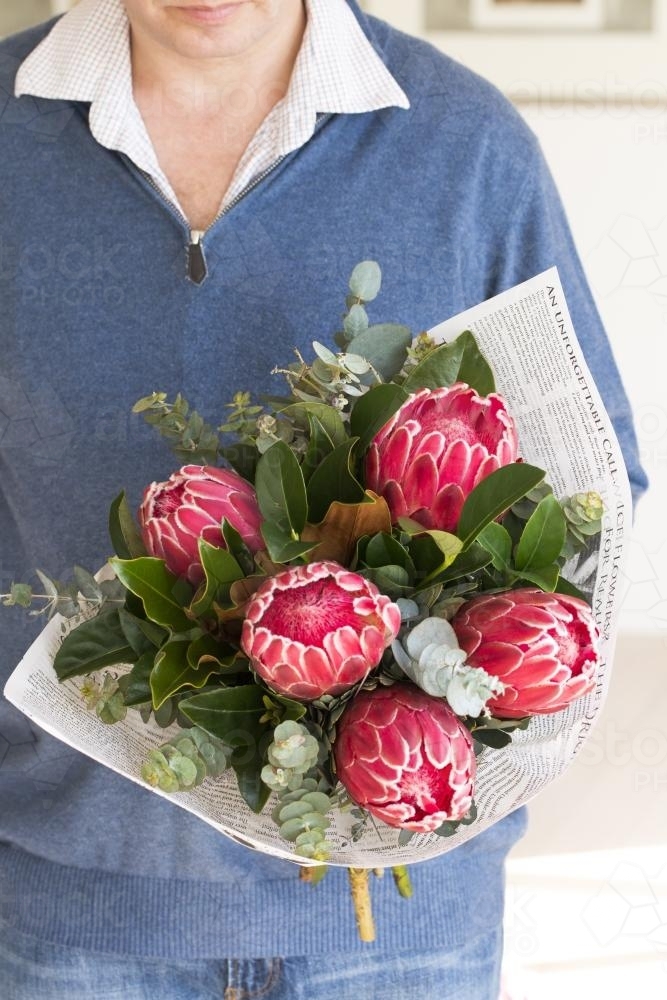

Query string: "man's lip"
[169, 3, 246, 23]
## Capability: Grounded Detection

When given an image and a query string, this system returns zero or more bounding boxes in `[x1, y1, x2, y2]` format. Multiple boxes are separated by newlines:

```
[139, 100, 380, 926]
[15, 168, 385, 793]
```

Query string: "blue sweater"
[0, 5, 646, 958]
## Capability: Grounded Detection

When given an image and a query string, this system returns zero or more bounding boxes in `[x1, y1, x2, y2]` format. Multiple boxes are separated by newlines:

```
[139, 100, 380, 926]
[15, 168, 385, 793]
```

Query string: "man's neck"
[130, 4, 307, 118]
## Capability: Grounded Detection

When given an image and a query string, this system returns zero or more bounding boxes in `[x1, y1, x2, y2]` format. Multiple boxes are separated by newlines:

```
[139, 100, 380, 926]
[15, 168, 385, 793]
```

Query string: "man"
[0, 1, 646, 997]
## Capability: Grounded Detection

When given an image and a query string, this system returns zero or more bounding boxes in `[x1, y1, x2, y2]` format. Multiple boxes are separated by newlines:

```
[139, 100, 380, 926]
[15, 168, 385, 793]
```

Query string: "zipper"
[135, 113, 331, 285]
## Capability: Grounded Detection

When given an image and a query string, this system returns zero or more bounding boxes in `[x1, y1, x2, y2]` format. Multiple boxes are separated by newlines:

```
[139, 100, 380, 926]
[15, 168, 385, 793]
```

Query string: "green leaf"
[261, 522, 316, 564]
[190, 540, 244, 618]
[278, 403, 347, 448]
[347, 324, 412, 381]
[255, 440, 308, 537]
[179, 685, 270, 747]
[349, 383, 409, 452]
[302, 414, 336, 483]
[477, 523, 513, 571]
[272, 694, 307, 723]
[473, 728, 513, 750]
[118, 608, 159, 657]
[554, 576, 587, 601]
[187, 633, 247, 675]
[221, 442, 260, 482]
[436, 542, 492, 584]
[349, 260, 382, 302]
[515, 495, 567, 571]
[408, 531, 463, 587]
[306, 439, 365, 524]
[403, 331, 495, 395]
[363, 532, 415, 575]
[53, 608, 136, 680]
[231, 751, 272, 814]
[118, 649, 155, 706]
[150, 640, 220, 710]
[110, 557, 194, 632]
[72, 566, 103, 602]
[108, 491, 146, 560]
[514, 564, 560, 592]
[457, 464, 546, 549]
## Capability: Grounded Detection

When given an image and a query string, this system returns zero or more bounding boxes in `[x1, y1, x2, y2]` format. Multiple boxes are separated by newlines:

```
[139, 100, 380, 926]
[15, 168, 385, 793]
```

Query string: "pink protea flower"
[365, 383, 518, 532]
[334, 683, 476, 832]
[139, 465, 263, 584]
[241, 561, 401, 701]
[451, 588, 599, 718]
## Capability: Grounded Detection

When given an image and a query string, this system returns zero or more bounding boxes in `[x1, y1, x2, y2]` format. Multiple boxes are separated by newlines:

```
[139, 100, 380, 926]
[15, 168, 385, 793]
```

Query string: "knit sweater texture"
[0, 4, 646, 958]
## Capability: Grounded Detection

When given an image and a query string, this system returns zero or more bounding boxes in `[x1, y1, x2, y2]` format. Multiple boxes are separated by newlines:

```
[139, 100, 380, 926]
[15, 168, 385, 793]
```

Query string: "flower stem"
[347, 868, 375, 942]
[391, 865, 413, 899]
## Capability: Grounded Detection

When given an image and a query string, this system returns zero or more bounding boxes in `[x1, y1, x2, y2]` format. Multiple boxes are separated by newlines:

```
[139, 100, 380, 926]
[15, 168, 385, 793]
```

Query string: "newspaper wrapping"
[3, 267, 631, 867]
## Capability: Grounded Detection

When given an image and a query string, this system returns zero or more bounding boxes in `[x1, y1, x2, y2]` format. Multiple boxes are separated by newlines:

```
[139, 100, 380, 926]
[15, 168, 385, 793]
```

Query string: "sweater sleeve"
[486, 137, 648, 507]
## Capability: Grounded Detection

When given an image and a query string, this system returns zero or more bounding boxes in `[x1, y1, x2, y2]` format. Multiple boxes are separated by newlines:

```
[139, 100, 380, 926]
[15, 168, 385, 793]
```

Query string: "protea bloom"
[365, 383, 518, 532]
[139, 465, 263, 584]
[241, 561, 401, 701]
[334, 683, 476, 832]
[451, 588, 599, 718]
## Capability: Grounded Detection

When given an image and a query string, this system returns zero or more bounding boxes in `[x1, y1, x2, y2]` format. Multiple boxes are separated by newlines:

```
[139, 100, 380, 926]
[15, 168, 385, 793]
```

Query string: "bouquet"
[4, 262, 616, 942]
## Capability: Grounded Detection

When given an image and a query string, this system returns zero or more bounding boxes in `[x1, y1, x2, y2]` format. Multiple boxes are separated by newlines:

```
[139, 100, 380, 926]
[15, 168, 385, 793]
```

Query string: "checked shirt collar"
[15, 0, 409, 219]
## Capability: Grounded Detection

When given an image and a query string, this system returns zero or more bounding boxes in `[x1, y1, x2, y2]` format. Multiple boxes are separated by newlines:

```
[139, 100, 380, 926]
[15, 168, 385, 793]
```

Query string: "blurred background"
[3, 0, 666, 996]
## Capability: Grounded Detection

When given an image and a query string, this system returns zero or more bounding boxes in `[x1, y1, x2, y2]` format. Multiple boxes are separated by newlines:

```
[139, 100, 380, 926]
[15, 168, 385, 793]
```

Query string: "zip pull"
[188, 230, 208, 285]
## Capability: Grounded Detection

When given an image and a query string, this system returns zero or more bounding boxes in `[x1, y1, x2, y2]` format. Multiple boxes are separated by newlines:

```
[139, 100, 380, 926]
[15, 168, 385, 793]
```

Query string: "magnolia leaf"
[108, 491, 146, 560]
[118, 608, 160, 657]
[231, 752, 272, 814]
[435, 542, 492, 584]
[261, 522, 316, 564]
[349, 383, 409, 452]
[306, 438, 365, 524]
[186, 633, 246, 674]
[457, 464, 546, 549]
[301, 491, 392, 564]
[119, 649, 155, 706]
[150, 639, 220, 710]
[349, 260, 382, 302]
[53, 608, 136, 680]
[515, 494, 567, 571]
[403, 331, 495, 396]
[110, 557, 193, 632]
[255, 440, 308, 537]
[189, 539, 244, 618]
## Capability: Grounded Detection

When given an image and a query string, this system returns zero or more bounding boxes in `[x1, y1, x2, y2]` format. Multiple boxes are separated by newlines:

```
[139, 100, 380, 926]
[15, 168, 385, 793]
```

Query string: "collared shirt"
[15, 0, 409, 227]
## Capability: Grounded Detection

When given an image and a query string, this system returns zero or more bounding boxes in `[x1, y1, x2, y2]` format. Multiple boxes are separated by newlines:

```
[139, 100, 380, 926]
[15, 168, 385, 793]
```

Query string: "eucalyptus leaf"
[344, 303, 369, 338]
[347, 324, 412, 381]
[349, 260, 382, 302]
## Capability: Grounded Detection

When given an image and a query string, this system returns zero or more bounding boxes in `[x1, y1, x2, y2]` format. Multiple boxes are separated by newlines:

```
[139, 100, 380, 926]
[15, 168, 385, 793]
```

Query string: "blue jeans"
[0, 924, 502, 999]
